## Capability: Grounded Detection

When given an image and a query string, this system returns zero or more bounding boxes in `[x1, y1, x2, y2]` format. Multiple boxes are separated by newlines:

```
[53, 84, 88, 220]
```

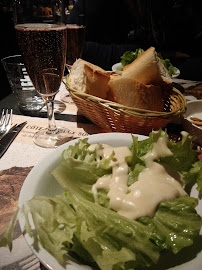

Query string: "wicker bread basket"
[65, 79, 186, 135]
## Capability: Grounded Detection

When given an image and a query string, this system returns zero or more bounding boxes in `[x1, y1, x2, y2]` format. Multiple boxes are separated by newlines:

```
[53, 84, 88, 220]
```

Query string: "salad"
[0, 130, 202, 270]
[120, 49, 178, 77]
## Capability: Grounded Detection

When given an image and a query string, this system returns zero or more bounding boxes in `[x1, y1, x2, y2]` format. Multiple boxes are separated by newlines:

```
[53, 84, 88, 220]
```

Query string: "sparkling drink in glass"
[66, 24, 86, 69]
[13, 0, 72, 148]
[61, 23, 85, 103]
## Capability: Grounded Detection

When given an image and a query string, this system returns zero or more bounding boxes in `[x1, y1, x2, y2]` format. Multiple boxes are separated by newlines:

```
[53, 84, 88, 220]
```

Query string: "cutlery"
[0, 121, 27, 158]
[0, 108, 13, 139]
[18, 254, 41, 270]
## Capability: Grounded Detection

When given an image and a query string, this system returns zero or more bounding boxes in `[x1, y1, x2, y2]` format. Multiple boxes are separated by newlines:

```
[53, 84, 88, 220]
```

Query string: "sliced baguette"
[123, 47, 172, 85]
[108, 76, 164, 111]
[84, 64, 111, 99]
[68, 58, 86, 92]
[68, 58, 107, 92]
[68, 58, 118, 100]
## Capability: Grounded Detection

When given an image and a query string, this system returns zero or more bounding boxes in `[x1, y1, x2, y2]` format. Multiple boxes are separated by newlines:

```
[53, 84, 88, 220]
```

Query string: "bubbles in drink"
[15, 23, 67, 95]
[66, 24, 86, 66]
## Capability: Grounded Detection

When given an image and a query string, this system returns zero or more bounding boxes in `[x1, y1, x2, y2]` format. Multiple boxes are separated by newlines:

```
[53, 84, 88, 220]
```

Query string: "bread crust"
[68, 59, 87, 92]
[68, 59, 112, 97]
[123, 47, 172, 85]
[68, 48, 172, 112]
[108, 76, 164, 111]
[84, 64, 111, 99]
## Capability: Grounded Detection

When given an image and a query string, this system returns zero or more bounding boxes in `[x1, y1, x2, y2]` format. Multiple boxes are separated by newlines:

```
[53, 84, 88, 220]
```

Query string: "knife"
[0, 121, 27, 158]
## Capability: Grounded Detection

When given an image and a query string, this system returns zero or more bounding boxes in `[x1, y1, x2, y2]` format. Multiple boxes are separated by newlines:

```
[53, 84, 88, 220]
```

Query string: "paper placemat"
[40, 83, 78, 115]
[0, 114, 104, 170]
[0, 112, 104, 269]
[0, 166, 40, 269]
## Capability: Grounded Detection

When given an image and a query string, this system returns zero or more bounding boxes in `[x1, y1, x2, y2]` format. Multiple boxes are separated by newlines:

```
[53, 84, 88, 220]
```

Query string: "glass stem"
[46, 98, 57, 134]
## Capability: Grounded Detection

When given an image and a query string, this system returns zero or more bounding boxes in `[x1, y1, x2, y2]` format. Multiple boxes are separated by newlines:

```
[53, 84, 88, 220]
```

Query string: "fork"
[0, 108, 13, 139]
[18, 254, 41, 270]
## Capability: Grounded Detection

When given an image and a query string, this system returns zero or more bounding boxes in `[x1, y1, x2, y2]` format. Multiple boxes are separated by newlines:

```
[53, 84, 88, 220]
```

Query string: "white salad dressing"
[91, 136, 187, 220]
[181, 131, 189, 139]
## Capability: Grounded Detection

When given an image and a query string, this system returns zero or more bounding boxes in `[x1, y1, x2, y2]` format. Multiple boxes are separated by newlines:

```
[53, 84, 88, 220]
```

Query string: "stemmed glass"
[61, 23, 86, 103]
[13, 0, 72, 148]
[66, 24, 86, 70]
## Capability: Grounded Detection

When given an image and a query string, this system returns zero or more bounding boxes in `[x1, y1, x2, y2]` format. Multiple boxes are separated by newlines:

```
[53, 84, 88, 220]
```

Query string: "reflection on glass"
[13, 0, 73, 147]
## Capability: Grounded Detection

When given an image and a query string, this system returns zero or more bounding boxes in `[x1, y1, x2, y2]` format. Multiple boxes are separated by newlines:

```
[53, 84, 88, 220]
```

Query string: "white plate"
[172, 68, 180, 78]
[183, 100, 202, 146]
[112, 62, 123, 72]
[18, 133, 202, 270]
[184, 100, 202, 129]
[112, 62, 180, 78]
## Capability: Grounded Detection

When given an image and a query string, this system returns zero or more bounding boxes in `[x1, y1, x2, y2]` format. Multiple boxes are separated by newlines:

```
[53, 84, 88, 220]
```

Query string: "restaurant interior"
[0, 1, 202, 270]
[1, 0, 202, 100]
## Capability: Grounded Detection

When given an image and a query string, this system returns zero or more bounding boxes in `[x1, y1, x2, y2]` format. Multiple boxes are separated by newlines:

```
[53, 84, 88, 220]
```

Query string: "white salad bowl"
[18, 133, 202, 270]
[112, 62, 180, 78]
[183, 100, 202, 146]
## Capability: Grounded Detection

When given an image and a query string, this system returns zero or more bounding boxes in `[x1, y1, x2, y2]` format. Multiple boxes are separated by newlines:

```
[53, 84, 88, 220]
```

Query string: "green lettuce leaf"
[151, 130, 202, 192]
[65, 190, 160, 270]
[23, 195, 77, 266]
[120, 49, 144, 67]
[1, 130, 201, 270]
[4, 192, 199, 270]
[120, 49, 178, 76]
[52, 139, 114, 202]
[159, 132, 199, 172]
[0, 209, 20, 251]
[138, 196, 201, 254]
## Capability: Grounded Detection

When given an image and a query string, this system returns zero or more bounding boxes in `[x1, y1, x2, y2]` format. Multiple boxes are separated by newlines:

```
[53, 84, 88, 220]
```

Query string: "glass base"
[60, 93, 74, 104]
[33, 127, 74, 148]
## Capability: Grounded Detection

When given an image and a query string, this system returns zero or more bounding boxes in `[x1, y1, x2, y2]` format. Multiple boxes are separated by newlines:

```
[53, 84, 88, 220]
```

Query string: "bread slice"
[67, 59, 86, 92]
[108, 76, 164, 111]
[68, 58, 116, 100]
[123, 47, 172, 85]
[68, 58, 107, 92]
[84, 64, 111, 99]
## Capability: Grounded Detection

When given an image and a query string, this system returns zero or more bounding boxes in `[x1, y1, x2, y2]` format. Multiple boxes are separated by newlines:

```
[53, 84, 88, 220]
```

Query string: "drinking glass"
[66, 24, 86, 70]
[61, 23, 86, 103]
[13, 0, 72, 148]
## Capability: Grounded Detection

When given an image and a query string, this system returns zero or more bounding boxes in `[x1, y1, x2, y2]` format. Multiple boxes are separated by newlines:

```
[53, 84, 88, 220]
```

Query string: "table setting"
[0, 92, 103, 270]
[0, 70, 202, 270]
[0, 1, 202, 270]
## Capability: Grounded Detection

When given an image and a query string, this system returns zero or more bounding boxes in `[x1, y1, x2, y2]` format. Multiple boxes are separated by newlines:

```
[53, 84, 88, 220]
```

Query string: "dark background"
[1, 0, 202, 100]
[0, 2, 20, 100]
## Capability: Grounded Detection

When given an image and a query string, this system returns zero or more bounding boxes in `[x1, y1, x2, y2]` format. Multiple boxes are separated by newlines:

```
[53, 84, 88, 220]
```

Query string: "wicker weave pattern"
[66, 82, 186, 135]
